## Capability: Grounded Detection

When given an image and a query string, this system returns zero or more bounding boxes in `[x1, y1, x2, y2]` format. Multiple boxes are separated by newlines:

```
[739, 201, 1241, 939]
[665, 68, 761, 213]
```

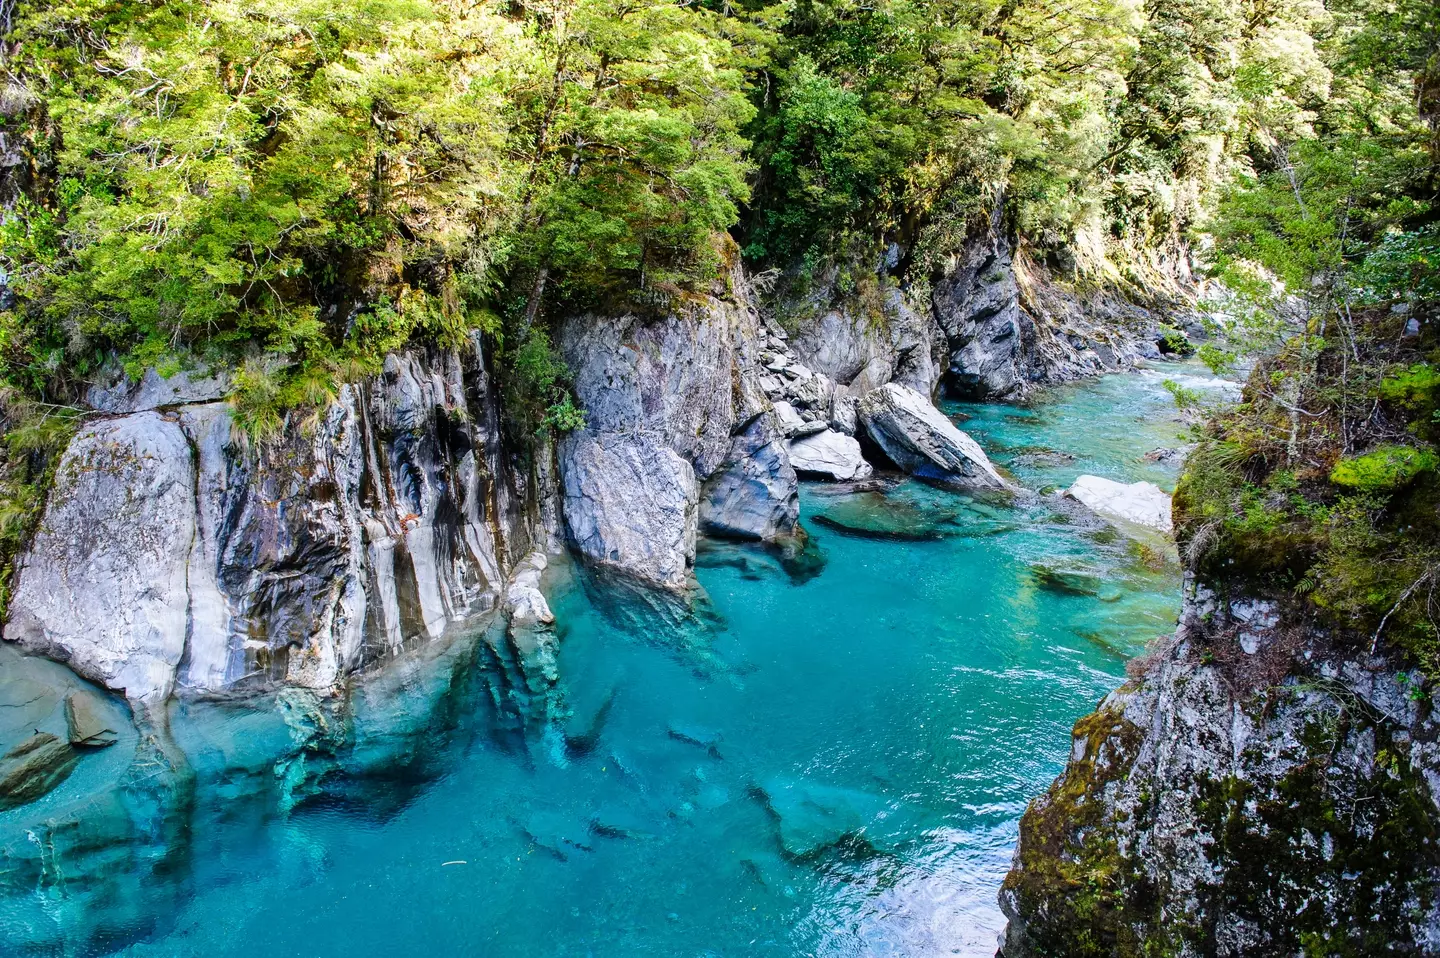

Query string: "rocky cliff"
[998, 579, 1440, 956]
[7, 336, 548, 702]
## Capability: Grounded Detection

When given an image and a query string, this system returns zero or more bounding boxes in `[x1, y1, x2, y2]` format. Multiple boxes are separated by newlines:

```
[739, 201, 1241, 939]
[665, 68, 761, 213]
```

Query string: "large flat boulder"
[560, 432, 698, 589]
[857, 383, 1008, 489]
[787, 430, 873, 481]
[1065, 474, 1172, 533]
[6, 414, 195, 702]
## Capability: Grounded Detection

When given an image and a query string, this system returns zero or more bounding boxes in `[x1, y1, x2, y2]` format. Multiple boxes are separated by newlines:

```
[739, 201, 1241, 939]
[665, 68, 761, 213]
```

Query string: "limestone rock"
[857, 383, 1008, 489]
[6, 413, 195, 702]
[0, 733, 78, 811]
[1065, 474, 1172, 533]
[64, 689, 118, 748]
[561, 431, 698, 590]
[787, 430, 873, 481]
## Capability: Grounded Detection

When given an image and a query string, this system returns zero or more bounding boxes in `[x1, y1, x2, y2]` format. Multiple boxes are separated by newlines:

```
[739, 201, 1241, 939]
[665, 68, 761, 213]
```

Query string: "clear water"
[0, 364, 1216, 957]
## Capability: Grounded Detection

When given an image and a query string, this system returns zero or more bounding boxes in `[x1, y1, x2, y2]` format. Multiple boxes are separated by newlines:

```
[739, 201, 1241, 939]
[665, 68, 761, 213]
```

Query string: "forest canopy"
[0, 0, 1433, 414]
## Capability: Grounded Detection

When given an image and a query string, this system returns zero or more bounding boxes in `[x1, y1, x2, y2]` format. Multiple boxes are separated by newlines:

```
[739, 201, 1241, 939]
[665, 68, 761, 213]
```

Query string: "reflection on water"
[0, 363, 1212, 957]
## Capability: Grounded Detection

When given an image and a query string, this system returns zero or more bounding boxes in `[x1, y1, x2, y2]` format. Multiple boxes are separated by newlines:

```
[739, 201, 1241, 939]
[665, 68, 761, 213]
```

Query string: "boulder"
[560, 432, 698, 590]
[857, 383, 1008, 489]
[0, 733, 78, 811]
[787, 430, 873, 481]
[6, 413, 195, 702]
[1065, 474, 1173, 533]
[64, 689, 118, 748]
[699, 415, 800, 542]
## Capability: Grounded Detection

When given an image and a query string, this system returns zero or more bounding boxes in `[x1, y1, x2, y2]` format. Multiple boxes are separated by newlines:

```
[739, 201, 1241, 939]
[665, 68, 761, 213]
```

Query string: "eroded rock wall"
[6, 335, 547, 701]
[556, 276, 800, 588]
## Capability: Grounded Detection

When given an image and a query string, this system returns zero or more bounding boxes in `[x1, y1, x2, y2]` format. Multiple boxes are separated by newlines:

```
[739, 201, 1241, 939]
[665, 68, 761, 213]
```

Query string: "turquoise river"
[0, 363, 1234, 957]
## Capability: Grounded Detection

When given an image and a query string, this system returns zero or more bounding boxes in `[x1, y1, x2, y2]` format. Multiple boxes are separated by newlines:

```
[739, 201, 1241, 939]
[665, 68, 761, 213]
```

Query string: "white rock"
[857, 383, 1008, 489]
[788, 430, 873, 481]
[5, 414, 195, 702]
[1066, 474, 1173, 533]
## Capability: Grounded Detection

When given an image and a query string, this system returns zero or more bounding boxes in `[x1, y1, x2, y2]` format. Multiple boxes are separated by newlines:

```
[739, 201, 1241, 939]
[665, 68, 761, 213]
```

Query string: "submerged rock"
[668, 723, 723, 756]
[0, 733, 78, 811]
[857, 383, 1009, 489]
[757, 778, 893, 858]
[787, 430, 872, 481]
[1065, 474, 1172, 533]
[520, 810, 593, 858]
[64, 689, 118, 748]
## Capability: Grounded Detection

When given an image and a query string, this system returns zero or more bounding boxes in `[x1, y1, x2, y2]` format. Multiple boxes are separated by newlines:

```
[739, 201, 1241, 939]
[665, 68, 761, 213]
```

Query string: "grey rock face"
[699, 414, 800, 542]
[788, 281, 947, 399]
[7, 337, 544, 701]
[932, 230, 1188, 400]
[857, 383, 1008, 489]
[557, 285, 800, 585]
[787, 429, 872, 481]
[932, 232, 1029, 400]
[561, 431, 698, 590]
[999, 585, 1440, 956]
[7, 414, 195, 702]
[86, 365, 230, 413]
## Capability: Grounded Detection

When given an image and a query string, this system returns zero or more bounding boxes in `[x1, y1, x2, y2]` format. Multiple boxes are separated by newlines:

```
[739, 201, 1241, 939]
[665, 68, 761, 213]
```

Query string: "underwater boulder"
[64, 689, 119, 749]
[757, 778, 893, 858]
[0, 733, 79, 811]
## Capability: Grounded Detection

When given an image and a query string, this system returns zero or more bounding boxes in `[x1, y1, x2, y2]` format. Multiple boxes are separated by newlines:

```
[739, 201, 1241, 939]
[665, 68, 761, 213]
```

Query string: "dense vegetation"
[1169, 0, 1440, 674]
[0, 0, 1436, 637]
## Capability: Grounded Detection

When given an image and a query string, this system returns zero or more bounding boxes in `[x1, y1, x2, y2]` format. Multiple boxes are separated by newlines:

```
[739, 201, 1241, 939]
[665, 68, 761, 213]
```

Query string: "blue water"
[0, 364, 1219, 957]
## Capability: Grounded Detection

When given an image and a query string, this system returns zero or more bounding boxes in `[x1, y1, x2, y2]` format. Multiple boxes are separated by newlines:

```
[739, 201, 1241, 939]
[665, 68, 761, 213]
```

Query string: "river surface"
[0, 364, 1230, 957]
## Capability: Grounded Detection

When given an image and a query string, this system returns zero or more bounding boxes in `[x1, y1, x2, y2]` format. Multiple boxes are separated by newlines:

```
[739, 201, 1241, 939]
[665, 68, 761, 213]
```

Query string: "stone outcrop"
[931, 229, 1198, 400]
[6, 335, 548, 701]
[998, 583, 1440, 956]
[857, 383, 1009, 489]
[560, 432, 699, 590]
[788, 282, 947, 398]
[1065, 474, 1173, 533]
[556, 282, 800, 588]
[6, 414, 196, 702]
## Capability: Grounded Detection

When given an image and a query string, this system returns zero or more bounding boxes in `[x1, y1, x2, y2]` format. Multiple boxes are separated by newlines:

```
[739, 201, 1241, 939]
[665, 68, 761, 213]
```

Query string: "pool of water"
[0, 363, 1221, 957]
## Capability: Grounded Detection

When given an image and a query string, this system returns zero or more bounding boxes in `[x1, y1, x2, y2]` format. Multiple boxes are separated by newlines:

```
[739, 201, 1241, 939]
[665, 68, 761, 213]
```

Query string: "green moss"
[1002, 707, 1159, 957]
[1329, 444, 1438, 493]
